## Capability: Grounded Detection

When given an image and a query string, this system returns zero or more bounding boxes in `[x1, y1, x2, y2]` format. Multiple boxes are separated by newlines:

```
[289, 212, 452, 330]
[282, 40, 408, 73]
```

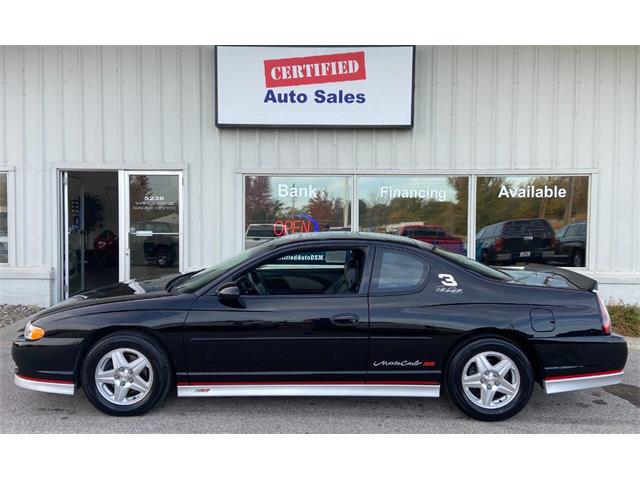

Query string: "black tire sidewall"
[445, 338, 533, 422]
[81, 332, 171, 416]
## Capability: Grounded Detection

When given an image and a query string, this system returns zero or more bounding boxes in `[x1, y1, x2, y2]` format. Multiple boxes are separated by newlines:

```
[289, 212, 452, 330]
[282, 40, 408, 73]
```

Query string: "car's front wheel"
[445, 337, 533, 421]
[81, 331, 172, 416]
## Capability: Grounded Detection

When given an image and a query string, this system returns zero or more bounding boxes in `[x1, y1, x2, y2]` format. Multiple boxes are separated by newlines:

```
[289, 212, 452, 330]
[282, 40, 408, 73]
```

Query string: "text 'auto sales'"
[262, 51, 367, 104]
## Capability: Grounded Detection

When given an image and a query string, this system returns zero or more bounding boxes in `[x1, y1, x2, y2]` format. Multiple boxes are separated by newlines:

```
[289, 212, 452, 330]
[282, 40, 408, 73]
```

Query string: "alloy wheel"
[94, 348, 154, 406]
[461, 351, 520, 410]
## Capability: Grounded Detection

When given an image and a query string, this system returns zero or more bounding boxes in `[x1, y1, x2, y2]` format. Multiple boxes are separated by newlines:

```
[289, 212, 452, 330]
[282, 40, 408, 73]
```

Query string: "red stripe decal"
[16, 374, 74, 385]
[545, 369, 623, 382]
[180, 380, 439, 386]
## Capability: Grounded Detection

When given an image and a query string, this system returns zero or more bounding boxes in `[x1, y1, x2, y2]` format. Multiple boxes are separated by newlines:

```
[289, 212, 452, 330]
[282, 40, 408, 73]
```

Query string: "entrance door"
[62, 171, 120, 299]
[123, 171, 183, 281]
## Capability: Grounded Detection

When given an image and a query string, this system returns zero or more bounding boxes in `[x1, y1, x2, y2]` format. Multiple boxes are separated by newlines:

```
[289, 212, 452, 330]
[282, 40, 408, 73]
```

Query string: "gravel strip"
[0, 304, 43, 330]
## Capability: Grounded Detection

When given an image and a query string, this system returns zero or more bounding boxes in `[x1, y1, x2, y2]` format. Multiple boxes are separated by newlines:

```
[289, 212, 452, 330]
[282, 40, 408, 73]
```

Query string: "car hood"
[31, 274, 182, 320]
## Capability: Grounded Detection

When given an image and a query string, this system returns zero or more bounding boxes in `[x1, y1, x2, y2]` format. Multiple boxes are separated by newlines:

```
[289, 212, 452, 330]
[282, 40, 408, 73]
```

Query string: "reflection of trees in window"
[358, 177, 468, 238]
[304, 189, 346, 229]
[244, 176, 284, 224]
[476, 176, 588, 231]
[130, 175, 152, 223]
[245, 177, 349, 230]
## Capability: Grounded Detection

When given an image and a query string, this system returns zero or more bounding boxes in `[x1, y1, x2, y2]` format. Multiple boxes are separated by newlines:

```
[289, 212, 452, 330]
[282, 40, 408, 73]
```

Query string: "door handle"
[330, 314, 360, 326]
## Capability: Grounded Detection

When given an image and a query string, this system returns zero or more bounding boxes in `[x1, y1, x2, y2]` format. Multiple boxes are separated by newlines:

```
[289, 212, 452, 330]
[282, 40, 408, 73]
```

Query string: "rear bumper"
[14, 374, 75, 395]
[543, 369, 624, 394]
[535, 334, 628, 394]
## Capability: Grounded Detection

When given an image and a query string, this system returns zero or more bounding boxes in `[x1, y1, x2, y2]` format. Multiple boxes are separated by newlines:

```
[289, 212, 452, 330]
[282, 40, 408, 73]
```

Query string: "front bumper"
[14, 374, 75, 395]
[12, 334, 81, 386]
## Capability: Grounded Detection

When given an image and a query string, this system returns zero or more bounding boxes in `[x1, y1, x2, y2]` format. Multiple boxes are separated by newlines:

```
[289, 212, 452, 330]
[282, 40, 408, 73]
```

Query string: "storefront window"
[0, 173, 8, 263]
[357, 176, 469, 255]
[476, 176, 589, 267]
[244, 176, 352, 249]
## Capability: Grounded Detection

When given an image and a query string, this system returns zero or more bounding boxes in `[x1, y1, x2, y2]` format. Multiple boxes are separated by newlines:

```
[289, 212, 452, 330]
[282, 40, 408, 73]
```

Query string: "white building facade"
[0, 45, 639, 306]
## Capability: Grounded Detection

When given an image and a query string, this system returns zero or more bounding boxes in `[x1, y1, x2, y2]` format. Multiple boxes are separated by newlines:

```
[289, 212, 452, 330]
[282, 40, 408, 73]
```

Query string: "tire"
[155, 247, 173, 268]
[445, 337, 533, 421]
[571, 250, 583, 267]
[81, 331, 172, 416]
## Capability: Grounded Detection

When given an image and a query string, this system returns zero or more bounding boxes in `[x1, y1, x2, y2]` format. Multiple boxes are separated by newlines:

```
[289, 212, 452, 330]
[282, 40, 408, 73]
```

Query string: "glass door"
[63, 173, 85, 297]
[123, 171, 182, 280]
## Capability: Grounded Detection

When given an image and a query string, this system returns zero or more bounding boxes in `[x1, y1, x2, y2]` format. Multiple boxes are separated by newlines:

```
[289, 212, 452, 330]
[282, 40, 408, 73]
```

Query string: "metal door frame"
[121, 170, 184, 281]
[62, 172, 70, 298]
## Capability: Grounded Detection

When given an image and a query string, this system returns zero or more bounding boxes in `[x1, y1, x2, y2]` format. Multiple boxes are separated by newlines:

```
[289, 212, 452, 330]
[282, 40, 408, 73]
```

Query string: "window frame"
[369, 245, 431, 296]
[0, 169, 15, 266]
[204, 240, 376, 299]
[235, 245, 371, 298]
[473, 173, 592, 270]
[239, 171, 594, 271]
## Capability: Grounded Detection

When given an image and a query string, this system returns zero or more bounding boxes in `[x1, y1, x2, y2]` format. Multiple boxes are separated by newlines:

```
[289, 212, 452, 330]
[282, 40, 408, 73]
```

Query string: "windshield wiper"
[166, 270, 203, 292]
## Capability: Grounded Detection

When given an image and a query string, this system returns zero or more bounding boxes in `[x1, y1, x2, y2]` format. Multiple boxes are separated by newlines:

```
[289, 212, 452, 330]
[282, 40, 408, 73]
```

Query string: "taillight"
[495, 238, 504, 252]
[596, 292, 611, 334]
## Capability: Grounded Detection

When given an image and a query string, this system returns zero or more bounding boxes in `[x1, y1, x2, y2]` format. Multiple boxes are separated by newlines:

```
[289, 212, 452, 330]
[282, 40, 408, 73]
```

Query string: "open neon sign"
[273, 214, 319, 236]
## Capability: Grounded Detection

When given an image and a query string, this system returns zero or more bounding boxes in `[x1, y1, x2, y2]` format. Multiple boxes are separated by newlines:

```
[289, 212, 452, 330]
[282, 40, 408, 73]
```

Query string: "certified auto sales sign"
[215, 46, 415, 128]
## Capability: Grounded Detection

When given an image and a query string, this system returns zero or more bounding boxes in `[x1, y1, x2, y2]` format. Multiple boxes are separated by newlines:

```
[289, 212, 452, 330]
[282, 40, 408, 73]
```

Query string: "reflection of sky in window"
[268, 176, 352, 209]
[358, 176, 461, 204]
[482, 175, 587, 187]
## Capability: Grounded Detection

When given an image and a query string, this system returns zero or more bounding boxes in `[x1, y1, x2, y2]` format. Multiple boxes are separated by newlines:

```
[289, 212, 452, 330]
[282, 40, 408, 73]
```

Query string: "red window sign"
[264, 51, 366, 88]
[273, 219, 313, 235]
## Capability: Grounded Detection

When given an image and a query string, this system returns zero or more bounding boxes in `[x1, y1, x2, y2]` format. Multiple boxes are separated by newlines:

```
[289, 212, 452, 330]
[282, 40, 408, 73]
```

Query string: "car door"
[183, 242, 372, 385]
[367, 245, 443, 386]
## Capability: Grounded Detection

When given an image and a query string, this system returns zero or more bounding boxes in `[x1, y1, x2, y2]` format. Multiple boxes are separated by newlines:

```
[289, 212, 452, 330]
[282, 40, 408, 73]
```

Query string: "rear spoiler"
[523, 264, 598, 292]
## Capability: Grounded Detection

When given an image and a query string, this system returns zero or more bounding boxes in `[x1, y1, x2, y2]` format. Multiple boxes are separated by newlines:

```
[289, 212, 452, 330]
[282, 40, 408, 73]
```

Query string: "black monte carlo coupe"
[13, 232, 627, 421]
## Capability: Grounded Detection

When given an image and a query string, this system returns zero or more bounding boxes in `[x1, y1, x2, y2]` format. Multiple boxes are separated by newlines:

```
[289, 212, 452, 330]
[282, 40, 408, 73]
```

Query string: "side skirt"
[177, 382, 440, 398]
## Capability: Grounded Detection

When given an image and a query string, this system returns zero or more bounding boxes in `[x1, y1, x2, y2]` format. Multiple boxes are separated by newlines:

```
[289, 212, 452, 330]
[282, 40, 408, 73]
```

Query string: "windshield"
[172, 248, 259, 293]
[431, 247, 512, 281]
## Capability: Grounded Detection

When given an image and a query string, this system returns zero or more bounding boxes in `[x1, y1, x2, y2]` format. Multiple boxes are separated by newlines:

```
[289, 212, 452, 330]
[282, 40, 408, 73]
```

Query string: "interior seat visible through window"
[235, 248, 366, 296]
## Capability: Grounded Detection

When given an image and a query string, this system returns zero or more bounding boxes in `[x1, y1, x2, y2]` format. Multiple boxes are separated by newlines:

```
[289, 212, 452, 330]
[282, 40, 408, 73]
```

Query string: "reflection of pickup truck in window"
[396, 224, 465, 254]
[245, 223, 290, 249]
[553, 221, 586, 267]
[130, 221, 179, 268]
[476, 218, 556, 265]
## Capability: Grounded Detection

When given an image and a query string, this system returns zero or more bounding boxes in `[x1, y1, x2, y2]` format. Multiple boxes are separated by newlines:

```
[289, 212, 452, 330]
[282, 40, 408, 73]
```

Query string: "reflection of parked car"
[131, 221, 178, 268]
[554, 222, 586, 267]
[93, 229, 118, 268]
[245, 223, 289, 249]
[476, 218, 556, 265]
[396, 224, 465, 254]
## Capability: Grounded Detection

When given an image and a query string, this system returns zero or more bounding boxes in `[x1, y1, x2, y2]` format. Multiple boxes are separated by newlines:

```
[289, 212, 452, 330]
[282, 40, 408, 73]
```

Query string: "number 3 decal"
[438, 274, 458, 287]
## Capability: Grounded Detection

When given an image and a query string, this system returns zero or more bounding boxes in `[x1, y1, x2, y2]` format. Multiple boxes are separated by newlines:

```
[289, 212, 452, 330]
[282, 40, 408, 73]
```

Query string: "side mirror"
[217, 282, 245, 308]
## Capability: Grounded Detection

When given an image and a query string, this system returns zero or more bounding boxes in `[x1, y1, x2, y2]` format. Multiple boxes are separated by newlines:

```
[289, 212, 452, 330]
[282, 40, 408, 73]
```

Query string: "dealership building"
[0, 45, 639, 306]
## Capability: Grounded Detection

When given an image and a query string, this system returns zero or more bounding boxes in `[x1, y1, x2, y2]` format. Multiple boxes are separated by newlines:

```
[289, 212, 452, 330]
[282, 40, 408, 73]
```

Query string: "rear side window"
[372, 248, 427, 294]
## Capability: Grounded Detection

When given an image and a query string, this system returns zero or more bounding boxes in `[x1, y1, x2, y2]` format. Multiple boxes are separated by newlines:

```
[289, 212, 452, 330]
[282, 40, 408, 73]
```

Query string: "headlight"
[24, 321, 45, 341]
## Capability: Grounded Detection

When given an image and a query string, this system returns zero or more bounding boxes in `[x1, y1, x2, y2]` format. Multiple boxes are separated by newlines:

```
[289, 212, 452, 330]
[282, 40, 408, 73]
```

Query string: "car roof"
[265, 231, 435, 251]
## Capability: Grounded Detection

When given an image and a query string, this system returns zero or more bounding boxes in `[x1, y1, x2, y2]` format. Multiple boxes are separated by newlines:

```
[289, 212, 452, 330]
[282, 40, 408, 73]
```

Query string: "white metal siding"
[1, 46, 639, 302]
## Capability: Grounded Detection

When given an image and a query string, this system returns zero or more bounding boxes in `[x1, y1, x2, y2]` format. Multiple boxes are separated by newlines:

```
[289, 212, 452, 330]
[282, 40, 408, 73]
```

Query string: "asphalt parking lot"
[1, 318, 638, 433]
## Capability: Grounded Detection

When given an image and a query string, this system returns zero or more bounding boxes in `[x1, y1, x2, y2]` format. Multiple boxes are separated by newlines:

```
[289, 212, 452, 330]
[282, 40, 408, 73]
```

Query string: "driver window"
[235, 248, 367, 296]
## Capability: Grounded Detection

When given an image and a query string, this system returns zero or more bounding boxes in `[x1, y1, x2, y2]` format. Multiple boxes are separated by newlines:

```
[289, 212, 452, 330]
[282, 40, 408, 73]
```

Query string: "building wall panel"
[1, 45, 639, 305]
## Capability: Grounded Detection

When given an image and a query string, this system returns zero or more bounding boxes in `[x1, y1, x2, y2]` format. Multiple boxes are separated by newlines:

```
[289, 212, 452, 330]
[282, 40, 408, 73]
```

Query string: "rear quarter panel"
[368, 247, 605, 384]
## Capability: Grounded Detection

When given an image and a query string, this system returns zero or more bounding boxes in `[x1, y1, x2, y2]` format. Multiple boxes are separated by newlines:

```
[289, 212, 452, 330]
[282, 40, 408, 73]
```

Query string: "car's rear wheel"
[81, 331, 172, 416]
[445, 337, 533, 421]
